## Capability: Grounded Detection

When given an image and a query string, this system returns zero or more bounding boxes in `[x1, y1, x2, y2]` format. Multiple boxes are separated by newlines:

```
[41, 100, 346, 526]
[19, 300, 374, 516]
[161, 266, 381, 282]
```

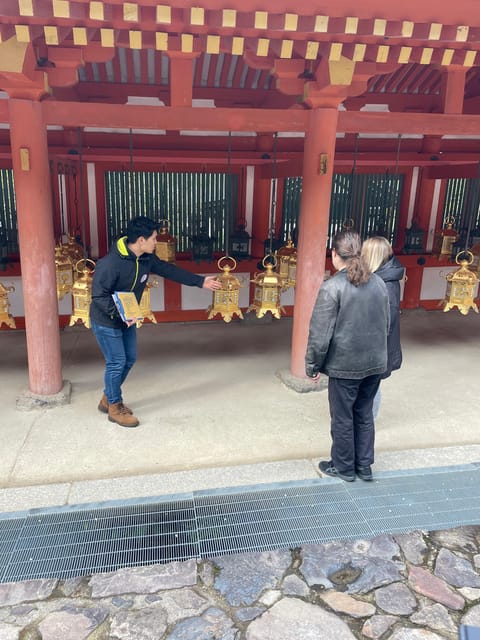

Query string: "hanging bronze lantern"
[155, 219, 176, 263]
[137, 278, 160, 327]
[247, 256, 285, 319]
[442, 251, 479, 315]
[69, 258, 95, 328]
[276, 236, 297, 290]
[434, 217, 458, 260]
[191, 227, 215, 262]
[288, 252, 297, 289]
[206, 256, 244, 323]
[403, 222, 425, 254]
[229, 223, 251, 260]
[0, 282, 16, 328]
[55, 244, 74, 300]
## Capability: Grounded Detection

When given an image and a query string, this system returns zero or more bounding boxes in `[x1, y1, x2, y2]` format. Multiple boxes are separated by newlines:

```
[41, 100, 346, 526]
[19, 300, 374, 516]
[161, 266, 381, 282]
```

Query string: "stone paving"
[0, 527, 480, 639]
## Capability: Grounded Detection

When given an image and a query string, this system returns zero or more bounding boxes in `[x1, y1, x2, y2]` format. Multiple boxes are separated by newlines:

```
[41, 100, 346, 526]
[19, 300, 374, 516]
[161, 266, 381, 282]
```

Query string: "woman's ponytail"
[332, 231, 371, 286]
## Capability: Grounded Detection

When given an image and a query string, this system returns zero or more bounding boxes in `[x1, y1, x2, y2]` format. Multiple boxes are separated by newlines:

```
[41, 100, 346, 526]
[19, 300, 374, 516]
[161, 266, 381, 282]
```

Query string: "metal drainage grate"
[0, 464, 479, 583]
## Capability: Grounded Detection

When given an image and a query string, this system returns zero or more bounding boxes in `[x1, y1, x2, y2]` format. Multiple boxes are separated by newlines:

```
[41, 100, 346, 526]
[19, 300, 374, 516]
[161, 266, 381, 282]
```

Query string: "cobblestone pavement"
[0, 526, 480, 639]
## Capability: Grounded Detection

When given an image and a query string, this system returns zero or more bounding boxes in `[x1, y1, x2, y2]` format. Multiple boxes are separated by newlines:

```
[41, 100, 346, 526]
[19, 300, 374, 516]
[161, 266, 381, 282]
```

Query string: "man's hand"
[202, 276, 222, 290]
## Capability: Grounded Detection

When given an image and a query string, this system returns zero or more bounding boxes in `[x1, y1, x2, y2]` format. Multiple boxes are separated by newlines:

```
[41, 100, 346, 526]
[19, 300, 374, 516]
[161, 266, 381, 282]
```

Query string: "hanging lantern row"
[247, 255, 285, 320]
[207, 256, 244, 323]
[403, 222, 425, 255]
[155, 219, 176, 263]
[55, 244, 74, 301]
[0, 282, 16, 329]
[55, 231, 86, 301]
[69, 259, 96, 328]
[191, 228, 215, 262]
[137, 278, 160, 327]
[434, 217, 458, 260]
[442, 251, 479, 316]
[275, 236, 297, 290]
[63, 232, 85, 264]
[229, 223, 251, 260]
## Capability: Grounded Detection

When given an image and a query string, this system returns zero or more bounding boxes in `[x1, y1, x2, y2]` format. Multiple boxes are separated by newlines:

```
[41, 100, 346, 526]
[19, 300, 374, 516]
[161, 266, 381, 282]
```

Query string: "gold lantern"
[0, 282, 16, 328]
[276, 236, 297, 290]
[55, 244, 74, 300]
[207, 256, 244, 323]
[63, 232, 85, 266]
[434, 217, 458, 260]
[155, 219, 176, 263]
[137, 278, 160, 328]
[69, 259, 95, 328]
[247, 256, 285, 320]
[442, 251, 479, 315]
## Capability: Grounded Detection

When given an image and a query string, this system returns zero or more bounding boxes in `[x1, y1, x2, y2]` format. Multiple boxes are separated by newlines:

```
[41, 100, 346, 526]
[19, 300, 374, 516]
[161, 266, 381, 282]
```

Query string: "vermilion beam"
[37, 102, 480, 137]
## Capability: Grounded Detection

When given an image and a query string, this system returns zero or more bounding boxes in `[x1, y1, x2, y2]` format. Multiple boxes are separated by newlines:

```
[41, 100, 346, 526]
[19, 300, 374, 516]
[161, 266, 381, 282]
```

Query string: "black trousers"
[327, 374, 382, 476]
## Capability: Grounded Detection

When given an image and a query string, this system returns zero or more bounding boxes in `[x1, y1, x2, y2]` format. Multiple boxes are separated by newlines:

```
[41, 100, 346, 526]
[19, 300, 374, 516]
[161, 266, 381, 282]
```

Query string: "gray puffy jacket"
[305, 270, 390, 380]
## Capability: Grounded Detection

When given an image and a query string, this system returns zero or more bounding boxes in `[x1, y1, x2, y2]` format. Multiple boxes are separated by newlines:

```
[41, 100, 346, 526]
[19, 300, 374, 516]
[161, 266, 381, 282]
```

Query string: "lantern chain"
[57, 162, 66, 238]
[225, 131, 232, 258]
[268, 132, 278, 257]
[77, 127, 87, 256]
[462, 161, 480, 257]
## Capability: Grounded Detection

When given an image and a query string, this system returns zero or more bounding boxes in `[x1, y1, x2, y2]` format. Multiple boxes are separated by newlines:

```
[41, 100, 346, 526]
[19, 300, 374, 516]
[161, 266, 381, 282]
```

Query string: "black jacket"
[90, 237, 205, 329]
[375, 255, 404, 378]
[305, 270, 390, 380]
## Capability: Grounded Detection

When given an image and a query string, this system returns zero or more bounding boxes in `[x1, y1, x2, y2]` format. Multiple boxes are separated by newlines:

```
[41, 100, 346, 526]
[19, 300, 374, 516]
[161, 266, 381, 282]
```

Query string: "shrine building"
[1, 0, 480, 401]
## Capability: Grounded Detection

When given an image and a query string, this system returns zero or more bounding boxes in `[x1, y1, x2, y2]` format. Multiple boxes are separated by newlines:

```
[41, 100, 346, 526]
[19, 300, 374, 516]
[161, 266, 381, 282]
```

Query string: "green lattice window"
[0, 169, 18, 257]
[281, 172, 404, 247]
[442, 178, 480, 231]
[105, 170, 238, 253]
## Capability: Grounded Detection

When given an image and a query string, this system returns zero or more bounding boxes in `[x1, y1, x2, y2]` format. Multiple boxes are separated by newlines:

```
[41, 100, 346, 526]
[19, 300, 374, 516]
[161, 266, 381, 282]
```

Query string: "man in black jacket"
[90, 216, 221, 428]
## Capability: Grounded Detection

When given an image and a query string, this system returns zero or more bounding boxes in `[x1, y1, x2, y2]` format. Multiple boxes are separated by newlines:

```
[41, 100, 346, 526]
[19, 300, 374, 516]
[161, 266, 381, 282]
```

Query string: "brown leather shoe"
[98, 394, 132, 415]
[108, 402, 139, 428]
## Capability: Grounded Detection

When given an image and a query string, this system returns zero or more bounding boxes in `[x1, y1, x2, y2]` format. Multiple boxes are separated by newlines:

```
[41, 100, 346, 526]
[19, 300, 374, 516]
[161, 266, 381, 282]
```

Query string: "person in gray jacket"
[305, 230, 390, 482]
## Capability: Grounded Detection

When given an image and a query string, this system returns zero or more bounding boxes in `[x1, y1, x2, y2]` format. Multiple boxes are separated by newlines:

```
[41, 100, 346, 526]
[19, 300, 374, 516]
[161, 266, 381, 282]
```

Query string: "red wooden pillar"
[291, 107, 338, 377]
[9, 99, 63, 396]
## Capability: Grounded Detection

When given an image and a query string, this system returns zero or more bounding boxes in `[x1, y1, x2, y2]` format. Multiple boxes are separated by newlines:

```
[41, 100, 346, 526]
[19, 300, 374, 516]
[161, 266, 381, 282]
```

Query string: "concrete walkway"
[0, 307, 479, 510]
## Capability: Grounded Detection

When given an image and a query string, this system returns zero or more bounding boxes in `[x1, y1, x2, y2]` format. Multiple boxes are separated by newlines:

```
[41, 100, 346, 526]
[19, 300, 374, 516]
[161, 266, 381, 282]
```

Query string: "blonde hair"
[362, 236, 393, 273]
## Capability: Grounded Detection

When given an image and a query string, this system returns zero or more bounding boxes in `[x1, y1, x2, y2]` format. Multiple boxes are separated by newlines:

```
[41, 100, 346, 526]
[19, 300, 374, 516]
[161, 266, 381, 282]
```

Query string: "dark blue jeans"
[328, 374, 382, 476]
[91, 320, 137, 405]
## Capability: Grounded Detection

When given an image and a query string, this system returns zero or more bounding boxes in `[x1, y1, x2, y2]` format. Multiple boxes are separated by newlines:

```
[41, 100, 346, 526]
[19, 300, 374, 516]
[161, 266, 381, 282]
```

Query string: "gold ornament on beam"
[69, 258, 95, 328]
[247, 255, 285, 320]
[207, 256, 244, 323]
[0, 282, 16, 328]
[155, 219, 176, 263]
[442, 251, 479, 316]
[55, 244, 74, 300]
[137, 278, 160, 328]
[276, 236, 297, 290]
